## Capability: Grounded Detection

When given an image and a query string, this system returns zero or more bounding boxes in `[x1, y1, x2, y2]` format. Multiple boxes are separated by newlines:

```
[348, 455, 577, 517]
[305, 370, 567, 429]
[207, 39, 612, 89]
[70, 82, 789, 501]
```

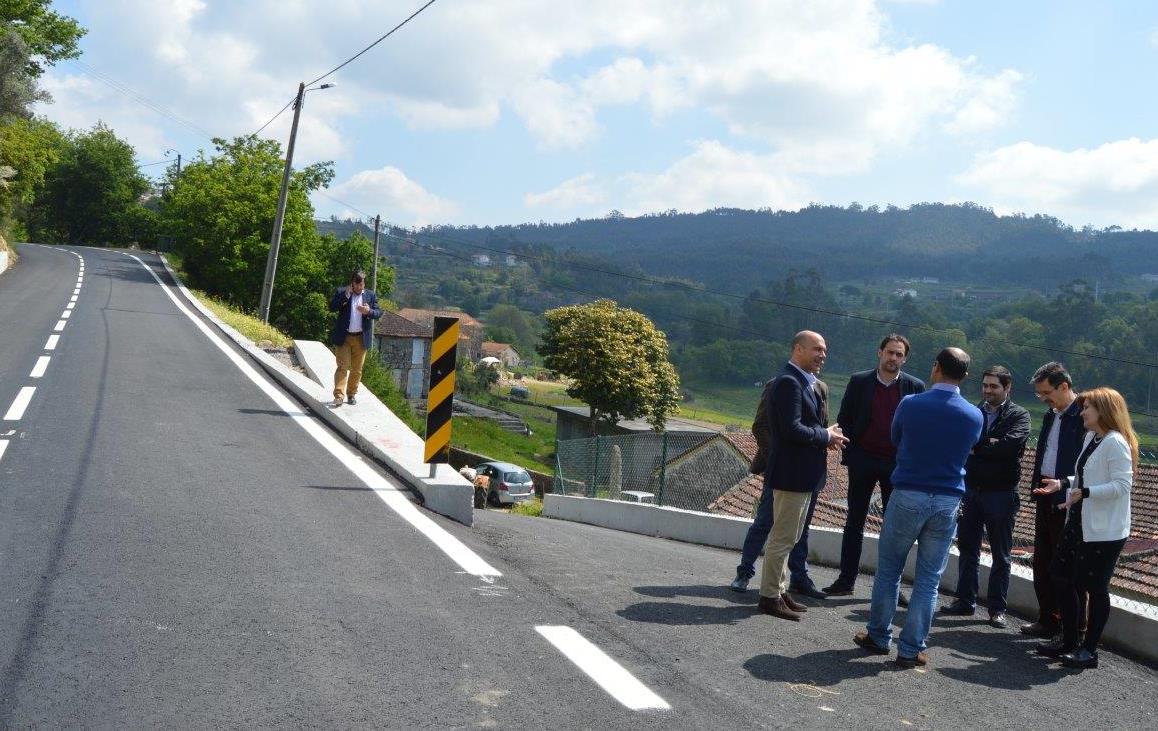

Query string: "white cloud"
[325, 166, 459, 226]
[620, 140, 812, 215]
[1149, 27, 1158, 48]
[957, 138, 1158, 228]
[524, 173, 606, 209]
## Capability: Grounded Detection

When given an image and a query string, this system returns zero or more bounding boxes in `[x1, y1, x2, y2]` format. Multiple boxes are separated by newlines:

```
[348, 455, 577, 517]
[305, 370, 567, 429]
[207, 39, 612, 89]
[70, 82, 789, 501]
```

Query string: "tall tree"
[0, 0, 86, 77]
[539, 299, 681, 432]
[26, 122, 150, 245]
[0, 31, 49, 117]
[162, 135, 335, 338]
[0, 115, 64, 225]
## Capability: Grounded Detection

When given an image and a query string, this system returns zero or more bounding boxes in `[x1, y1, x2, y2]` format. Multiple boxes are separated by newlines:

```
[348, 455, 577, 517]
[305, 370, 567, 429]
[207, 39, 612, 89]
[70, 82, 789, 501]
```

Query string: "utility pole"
[259, 81, 306, 324]
[371, 214, 381, 292]
[175, 153, 182, 177]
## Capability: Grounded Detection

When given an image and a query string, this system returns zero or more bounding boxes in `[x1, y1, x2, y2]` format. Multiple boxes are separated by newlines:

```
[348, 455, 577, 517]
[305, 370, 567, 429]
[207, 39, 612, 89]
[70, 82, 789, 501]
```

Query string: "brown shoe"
[895, 651, 929, 669]
[757, 595, 802, 621]
[853, 631, 890, 655]
[782, 592, 809, 613]
[1020, 621, 1059, 638]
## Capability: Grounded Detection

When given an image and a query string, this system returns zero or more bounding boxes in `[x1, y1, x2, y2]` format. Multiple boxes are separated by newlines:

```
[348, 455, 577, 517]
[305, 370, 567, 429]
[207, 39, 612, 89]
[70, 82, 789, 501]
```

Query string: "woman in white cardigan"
[1032, 386, 1137, 669]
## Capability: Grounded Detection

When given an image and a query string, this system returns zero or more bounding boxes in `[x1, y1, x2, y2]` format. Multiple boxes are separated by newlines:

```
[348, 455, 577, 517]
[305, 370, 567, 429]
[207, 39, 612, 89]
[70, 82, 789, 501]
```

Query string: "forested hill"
[420, 203, 1157, 292]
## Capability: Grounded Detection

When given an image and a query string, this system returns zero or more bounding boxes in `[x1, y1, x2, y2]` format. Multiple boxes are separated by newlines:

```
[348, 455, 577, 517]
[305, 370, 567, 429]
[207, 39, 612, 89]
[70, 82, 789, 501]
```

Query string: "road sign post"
[424, 316, 459, 477]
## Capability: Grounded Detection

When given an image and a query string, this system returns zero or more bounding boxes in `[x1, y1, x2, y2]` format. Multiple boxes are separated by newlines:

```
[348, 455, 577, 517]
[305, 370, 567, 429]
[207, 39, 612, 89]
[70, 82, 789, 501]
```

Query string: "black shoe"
[347, 395, 357, 405]
[822, 581, 854, 596]
[989, 612, 1008, 629]
[729, 573, 751, 593]
[1036, 638, 1077, 658]
[1060, 648, 1098, 669]
[853, 631, 890, 655]
[1020, 621, 1060, 638]
[939, 601, 975, 616]
[898, 590, 910, 608]
[789, 582, 827, 600]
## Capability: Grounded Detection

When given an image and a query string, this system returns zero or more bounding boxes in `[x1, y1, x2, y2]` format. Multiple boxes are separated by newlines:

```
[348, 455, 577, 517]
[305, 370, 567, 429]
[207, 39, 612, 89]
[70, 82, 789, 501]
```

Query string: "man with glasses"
[1022, 362, 1086, 638]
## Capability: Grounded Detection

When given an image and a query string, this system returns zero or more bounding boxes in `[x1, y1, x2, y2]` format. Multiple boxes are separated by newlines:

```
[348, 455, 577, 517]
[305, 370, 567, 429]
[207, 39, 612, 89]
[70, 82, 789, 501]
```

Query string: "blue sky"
[36, 1, 1158, 230]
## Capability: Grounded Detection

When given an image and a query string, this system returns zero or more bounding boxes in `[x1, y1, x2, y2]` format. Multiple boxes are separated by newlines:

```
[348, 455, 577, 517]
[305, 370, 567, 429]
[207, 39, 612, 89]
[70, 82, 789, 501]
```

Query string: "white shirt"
[348, 291, 364, 333]
[1040, 409, 1062, 477]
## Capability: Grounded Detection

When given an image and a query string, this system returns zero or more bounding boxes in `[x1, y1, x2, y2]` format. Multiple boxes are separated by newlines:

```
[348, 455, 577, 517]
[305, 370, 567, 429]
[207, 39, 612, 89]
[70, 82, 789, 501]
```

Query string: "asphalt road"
[0, 244, 1155, 729]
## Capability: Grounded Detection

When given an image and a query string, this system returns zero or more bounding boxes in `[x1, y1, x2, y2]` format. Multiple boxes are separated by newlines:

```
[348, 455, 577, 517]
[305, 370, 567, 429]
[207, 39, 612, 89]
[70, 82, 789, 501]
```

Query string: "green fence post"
[657, 432, 668, 505]
[554, 451, 563, 495]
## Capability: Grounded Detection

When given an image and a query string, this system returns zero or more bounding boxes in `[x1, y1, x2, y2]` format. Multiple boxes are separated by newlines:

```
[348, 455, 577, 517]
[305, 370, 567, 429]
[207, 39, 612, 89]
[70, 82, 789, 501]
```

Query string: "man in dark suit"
[732, 377, 829, 598]
[941, 365, 1030, 628]
[756, 331, 848, 621]
[823, 334, 925, 597]
[1021, 361, 1086, 638]
[329, 269, 382, 407]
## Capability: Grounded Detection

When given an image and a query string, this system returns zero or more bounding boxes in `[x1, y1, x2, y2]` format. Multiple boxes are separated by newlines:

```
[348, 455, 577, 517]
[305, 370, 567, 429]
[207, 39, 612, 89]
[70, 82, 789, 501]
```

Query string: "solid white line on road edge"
[4, 387, 36, 421]
[0, 440, 8, 463]
[52, 320, 66, 332]
[30, 356, 50, 379]
[45, 334, 59, 351]
[122, 253, 502, 579]
[535, 626, 671, 711]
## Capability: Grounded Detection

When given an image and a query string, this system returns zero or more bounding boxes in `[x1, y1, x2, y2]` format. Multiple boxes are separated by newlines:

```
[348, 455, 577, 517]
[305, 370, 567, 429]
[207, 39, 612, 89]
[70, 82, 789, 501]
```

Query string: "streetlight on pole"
[371, 214, 381, 292]
[259, 81, 335, 324]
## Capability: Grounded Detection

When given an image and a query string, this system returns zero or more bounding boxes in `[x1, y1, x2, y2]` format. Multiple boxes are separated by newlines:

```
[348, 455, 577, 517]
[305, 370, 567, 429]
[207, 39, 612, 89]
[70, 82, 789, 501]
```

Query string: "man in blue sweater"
[854, 347, 984, 668]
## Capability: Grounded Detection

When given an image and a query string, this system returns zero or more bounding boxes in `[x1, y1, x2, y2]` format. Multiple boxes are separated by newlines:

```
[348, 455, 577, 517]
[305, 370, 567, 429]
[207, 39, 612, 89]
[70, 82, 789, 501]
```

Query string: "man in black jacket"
[1021, 362, 1086, 638]
[941, 366, 1030, 627]
[823, 334, 925, 596]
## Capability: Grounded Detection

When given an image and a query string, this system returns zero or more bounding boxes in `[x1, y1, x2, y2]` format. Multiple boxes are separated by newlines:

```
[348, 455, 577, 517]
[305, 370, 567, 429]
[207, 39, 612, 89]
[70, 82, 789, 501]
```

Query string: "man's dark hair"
[879, 333, 911, 356]
[1031, 361, 1071, 388]
[351, 270, 366, 284]
[982, 365, 1013, 389]
[936, 347, 970, 381]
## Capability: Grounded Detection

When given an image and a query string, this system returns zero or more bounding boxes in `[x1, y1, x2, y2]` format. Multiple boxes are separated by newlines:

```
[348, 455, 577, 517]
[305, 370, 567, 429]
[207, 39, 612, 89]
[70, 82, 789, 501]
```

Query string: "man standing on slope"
[854, 348, 983, 667]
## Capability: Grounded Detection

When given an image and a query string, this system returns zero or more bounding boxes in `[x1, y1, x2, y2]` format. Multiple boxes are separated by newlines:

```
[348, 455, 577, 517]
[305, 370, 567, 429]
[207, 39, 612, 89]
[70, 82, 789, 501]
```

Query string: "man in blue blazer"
[756, 331, 848, 621]
[329, 270, 382, 407]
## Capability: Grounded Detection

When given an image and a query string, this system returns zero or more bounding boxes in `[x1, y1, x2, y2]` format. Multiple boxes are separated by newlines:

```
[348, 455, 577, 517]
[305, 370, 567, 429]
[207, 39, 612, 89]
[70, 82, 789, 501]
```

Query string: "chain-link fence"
[554, 431, 1158, 618]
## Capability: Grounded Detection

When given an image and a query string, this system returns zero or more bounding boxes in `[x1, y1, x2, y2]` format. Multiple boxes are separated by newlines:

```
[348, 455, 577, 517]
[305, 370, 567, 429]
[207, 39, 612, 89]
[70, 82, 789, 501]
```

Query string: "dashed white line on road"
[0, 440, 8, 463]
[61, 310, 72, 319]
[44, 335, 59, 351]
[30, 357, 50, 379]
[4, 387, 36, 421]
[123, 253, 503, 579]
[535, 626, 671, 711]
[52, 320, 66, 332]
[70, 295, 77, 303]
[66, 302, 75, 310]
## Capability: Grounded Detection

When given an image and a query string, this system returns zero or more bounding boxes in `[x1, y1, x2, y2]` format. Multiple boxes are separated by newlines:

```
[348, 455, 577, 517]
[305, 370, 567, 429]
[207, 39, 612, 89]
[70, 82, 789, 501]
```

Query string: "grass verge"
[452, 415, 554, 473]
[510, 498, 543, 517]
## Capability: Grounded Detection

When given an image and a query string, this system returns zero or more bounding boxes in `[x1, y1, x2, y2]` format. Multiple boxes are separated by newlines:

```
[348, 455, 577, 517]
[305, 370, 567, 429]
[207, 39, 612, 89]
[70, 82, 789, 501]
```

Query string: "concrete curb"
[155, 254, 474, 526]
[543, 493, 1158, 664]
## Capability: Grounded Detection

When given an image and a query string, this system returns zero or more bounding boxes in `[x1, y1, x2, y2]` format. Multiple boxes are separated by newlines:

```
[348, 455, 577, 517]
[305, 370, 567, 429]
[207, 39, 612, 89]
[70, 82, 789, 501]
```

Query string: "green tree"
[539, 299, 680, 432]
[162, 135, 334, 338]
[26, 122, 150, 245]
[319, 230, 394, 298]
[0, 115, 64, 227]
[1, 0, 86, 77]
[0, 31, 49, 117]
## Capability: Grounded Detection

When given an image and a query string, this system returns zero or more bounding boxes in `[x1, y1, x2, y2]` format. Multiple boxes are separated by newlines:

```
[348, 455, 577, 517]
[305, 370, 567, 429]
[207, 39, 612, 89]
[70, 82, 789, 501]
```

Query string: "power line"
[70, 60, 217, 140]
[305, 0, 439, 87]
[136, 159, 172, 168]
[251, 96, 296, 138]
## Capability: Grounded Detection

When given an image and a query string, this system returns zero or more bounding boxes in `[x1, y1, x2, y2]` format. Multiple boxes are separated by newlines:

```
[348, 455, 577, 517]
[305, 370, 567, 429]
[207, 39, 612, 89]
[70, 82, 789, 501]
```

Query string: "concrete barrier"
[542, 493, 1158, 663]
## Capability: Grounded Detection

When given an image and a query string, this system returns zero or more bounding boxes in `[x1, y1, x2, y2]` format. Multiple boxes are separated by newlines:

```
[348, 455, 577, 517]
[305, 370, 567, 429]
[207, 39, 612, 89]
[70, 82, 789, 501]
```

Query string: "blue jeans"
[954, 490, 1018, 614]
[866, 489, 961, 658]
[736, 485, 819, 586]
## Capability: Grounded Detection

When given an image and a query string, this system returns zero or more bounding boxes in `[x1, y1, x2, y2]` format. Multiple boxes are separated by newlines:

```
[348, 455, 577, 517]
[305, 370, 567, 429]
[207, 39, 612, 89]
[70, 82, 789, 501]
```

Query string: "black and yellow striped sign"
[424, 316, 459, 464]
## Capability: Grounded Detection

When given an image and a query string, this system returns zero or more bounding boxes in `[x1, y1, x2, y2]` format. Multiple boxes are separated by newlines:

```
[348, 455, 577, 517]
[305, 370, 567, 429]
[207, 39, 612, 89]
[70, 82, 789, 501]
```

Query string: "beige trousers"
[759, 489, 813, 597]
[333, 333, 368, 399]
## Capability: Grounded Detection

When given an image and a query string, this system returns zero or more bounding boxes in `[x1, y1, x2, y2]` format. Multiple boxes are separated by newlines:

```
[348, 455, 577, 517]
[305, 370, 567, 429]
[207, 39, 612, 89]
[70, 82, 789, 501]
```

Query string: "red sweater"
[859, 379, 902, 458]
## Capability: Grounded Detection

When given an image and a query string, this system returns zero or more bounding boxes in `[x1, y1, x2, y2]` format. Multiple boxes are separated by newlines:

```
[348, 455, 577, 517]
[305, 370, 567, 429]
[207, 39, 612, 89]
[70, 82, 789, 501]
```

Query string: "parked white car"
[475, 461, 536, 505]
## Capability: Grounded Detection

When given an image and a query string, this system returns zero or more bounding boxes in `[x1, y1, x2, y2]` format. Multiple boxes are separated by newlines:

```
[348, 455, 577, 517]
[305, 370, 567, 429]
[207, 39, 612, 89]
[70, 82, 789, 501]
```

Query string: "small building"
[472, 254, 491, 267]
[481, 341, 521, 368]
[373, 311, 432, 398]
[397, 308, 485, 360]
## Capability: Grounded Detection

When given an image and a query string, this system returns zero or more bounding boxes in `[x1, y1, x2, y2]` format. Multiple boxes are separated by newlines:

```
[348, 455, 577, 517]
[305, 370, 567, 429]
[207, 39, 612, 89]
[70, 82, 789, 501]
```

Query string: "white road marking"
[61, 310, 72, 319]
[66, 302, 75, 310]
[30, 356, 50, 378]
[535, 626, 671, 711]
[4, 387, 36, 421]
[70, 295, 77, 303]
[0, 440, 7, 463]
[45, 334, 60, 351]
[122, 253, 502, 579]
[52, 320, 66, 332]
